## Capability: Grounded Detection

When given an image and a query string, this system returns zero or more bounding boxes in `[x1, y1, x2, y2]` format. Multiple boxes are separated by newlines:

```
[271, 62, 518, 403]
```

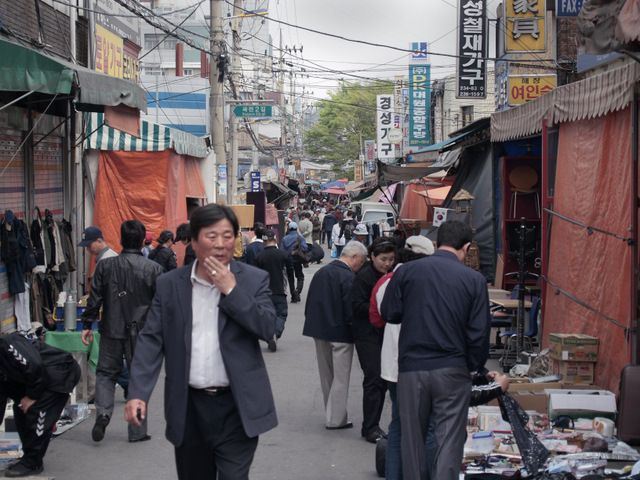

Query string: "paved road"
[45, 259, 389, 479]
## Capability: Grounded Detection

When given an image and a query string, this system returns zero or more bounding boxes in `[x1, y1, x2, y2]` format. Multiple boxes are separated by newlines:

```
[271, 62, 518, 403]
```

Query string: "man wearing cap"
[81, 220, 164, 444]
[78, 226, 117, 264]
[255, 230, 295, 351]
[353, 223, 369, 246]
[281, 222, 308, 303]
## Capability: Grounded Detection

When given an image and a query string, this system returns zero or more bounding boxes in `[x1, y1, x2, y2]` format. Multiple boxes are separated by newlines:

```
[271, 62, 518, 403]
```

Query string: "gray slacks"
[314, 339, 354, 428]
[397, 367, 471, 480]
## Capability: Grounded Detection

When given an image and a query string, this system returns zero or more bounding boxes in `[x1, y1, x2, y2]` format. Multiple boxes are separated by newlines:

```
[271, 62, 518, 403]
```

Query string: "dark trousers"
[13, 390, 68, 468]
[292, 259, 304, 294]
[175, 389, 258, 480]
[96, 334, 146, 440]
[354, 338, 387, 436]
[397, 368, 471, 480]
[271, 294, 288, 338]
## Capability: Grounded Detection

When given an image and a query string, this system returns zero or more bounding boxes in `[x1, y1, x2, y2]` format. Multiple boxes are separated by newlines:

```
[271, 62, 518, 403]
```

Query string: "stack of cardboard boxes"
[549, 333, 599, 385]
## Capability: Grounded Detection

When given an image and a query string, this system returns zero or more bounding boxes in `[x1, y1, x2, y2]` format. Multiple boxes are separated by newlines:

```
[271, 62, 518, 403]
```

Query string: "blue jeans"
[386, 383, 402, 480]
[271, 294, 288, 338]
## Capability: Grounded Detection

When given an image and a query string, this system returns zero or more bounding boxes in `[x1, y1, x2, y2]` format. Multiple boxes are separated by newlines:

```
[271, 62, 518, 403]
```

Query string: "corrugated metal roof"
[491, 61, 640, 142]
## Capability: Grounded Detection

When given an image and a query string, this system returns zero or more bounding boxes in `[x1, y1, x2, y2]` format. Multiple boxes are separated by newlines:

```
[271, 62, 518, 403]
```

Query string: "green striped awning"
[85, 113, 208, 157]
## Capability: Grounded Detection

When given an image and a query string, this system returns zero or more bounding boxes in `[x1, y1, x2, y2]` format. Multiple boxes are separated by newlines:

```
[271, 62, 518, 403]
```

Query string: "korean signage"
[94, 0, 141, 46]
[250, 171, 261, 192]
[495, 61, 510, 111]
[410, 41, 429, 62]
[508, 74, 556, 105]
[505, 0, 546, 53]
[556, 0, 583, 16]
[408, 65, 431, 147]
[218, 165, 227, 198]
[95, 25, 123, 78]
[457, 0, 487, 98]
[364, 140, 376, 174]
[393, 77, 404, 157]
[376, 95, 395, 162]
[233, 105, 273, 117]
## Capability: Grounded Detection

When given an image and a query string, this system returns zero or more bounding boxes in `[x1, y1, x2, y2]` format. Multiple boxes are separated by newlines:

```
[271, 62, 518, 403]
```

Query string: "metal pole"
[228, 0, 242, 203]
[210, 0, 226, 203]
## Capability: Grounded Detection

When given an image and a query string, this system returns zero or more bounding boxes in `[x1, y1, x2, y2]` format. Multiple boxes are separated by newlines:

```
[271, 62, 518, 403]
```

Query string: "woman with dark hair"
[175, 223, 196, 266]
[351, 237, 396, 443]
[148, 230, 177, 272]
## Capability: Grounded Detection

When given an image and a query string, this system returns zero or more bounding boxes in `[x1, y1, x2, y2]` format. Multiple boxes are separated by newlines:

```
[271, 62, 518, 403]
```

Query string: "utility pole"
[210, 0, 226, 203]
[228, 0, 242, 203]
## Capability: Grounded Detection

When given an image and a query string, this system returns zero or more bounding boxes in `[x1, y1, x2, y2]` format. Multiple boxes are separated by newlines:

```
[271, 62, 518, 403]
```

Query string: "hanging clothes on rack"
[1, 210, 36, 295]
[30, 207, 47, 270]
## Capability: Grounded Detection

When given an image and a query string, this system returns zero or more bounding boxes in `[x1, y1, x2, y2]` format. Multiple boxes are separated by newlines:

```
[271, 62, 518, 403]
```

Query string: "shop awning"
[0, 37, 146, 111]
[377, 161, 446, 185]
[491, 60, 640, 142]
[85, 112, 208, 157]
[323, 188, 348, 195]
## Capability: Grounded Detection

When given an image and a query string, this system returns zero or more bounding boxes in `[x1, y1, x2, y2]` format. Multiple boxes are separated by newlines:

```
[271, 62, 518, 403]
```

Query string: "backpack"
[342, 222, 354, 241]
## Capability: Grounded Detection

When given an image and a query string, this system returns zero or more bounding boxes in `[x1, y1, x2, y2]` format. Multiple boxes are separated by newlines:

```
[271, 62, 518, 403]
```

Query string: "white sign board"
[376, 95, 395, 162]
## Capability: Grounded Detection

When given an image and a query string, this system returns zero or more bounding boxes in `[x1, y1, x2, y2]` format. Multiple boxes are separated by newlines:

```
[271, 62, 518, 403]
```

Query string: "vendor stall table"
[490, 298, 533, 310]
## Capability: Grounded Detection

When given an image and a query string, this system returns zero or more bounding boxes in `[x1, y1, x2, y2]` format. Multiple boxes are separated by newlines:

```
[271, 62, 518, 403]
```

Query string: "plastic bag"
[331, 246, 338, 258]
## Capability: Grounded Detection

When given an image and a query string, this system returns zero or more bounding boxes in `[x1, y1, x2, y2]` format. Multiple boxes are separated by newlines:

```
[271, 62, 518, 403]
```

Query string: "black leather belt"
[190, 386, 231, 396]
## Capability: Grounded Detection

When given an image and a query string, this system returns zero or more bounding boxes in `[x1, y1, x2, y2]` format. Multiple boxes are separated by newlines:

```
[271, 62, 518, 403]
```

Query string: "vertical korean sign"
[376, 95, 395, 162]
[95, 24, 124, 78]
[505, 0, 546, 53]
[408, 65, 431, 147]
[457, 0, 487, 98]
[364, 140, 376, 174]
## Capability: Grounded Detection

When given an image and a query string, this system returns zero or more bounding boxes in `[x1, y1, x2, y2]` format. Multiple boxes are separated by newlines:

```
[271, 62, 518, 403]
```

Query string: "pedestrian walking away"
[351, 238, 396, 443]
[303, 241, 368, 429]
[244, 222, 266, 266]
[0, 329, 80, 477]
[281, 222, 309, 303]
[255, 229, 296, 352]
[148, 230, 178, 272]
[381, 221, 491, 480]
[125, 204, 278, 480]
[81, 220, 164, 443]
[322, 209, 338, 248]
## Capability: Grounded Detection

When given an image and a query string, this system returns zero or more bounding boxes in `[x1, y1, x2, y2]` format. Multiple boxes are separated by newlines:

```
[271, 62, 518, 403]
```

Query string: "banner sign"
[376, 95, 395, 161]
[556, 0, 583, 16]
[505, 0, 546, 53]
[95, 24, 123, 78]
[495, 61, 510, 111]
[457, 0, 487, 98]
[408, 65, 431, 147]
[250, 171, 261, 192]
[94, 0, 141, 46]
[508, 74, 556, 105]
[410, 41, 429, 62]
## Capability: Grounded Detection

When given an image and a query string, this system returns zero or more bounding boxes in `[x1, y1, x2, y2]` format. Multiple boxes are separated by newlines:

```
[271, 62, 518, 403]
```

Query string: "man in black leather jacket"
[81, 220, 164, 443]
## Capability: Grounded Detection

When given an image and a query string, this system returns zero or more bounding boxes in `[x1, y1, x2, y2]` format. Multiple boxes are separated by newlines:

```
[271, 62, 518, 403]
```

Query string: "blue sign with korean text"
[408, 64, 431, 147]
[250, 171, 261, 192]
[556, 0, 583, 16]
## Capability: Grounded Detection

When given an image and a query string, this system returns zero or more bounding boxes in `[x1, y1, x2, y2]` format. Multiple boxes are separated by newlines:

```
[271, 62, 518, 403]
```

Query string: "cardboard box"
[547, 389, 616, 420]
[549, 333, 599, 362]
[230, 205, 255, 229]
[552, 359, 595, 385]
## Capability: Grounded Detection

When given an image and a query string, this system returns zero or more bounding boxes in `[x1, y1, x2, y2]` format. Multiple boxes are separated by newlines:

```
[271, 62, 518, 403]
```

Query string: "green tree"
[304, 81, 393, 175]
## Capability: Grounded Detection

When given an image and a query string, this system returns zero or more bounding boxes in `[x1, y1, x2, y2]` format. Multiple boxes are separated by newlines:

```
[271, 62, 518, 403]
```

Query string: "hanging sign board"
[457, 0, 487, 98]
[376, 95, 395, 162]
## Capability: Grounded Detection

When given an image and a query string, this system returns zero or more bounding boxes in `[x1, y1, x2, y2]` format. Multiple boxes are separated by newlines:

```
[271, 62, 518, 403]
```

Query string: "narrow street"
[45, 260, 389, 480]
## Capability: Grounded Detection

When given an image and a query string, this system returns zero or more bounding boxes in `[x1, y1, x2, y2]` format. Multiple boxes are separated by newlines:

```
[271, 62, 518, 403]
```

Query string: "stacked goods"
[549, 334, 598, 385]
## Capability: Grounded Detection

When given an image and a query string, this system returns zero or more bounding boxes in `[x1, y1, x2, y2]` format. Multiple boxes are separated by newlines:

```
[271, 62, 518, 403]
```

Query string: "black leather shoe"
[326, 421, 353, 430]
[92, 414, 110, 442]
[365, 427, 388, 443]
[4, 462, 44, 477]
[267, 338, 277, 352]
[129, 434, 151, 443]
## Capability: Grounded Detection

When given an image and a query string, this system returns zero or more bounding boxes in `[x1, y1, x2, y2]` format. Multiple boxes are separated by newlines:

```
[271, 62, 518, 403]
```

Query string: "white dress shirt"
[189, 261, 229, 388]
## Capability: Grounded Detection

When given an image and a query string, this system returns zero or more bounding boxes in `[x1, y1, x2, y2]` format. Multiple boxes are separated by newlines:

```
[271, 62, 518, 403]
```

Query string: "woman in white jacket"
[331, 221, 347, 255]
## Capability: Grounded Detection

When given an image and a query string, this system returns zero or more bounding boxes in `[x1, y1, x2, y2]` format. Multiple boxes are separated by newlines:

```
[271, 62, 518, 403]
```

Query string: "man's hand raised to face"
[203, 256, 237, 296]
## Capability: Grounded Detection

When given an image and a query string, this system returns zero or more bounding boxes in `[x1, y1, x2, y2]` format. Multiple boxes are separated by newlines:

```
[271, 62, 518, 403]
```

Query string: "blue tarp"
[321, 180, 346, 189]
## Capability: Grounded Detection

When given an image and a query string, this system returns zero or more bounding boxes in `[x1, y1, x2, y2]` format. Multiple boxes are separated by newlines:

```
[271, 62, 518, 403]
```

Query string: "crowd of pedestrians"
[1, 194, 511, 479]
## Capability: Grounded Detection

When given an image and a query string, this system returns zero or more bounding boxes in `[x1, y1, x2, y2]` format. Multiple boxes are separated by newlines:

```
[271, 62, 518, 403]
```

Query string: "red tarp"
[323, 188, 347, 195]
[93, 150, 205, 265]
[400, 184, 446, 222]
[542, 107, 633, 393]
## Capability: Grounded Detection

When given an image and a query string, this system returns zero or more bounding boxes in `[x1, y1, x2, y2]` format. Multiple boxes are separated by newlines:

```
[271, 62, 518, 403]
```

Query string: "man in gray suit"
[125, 204, 278, 480]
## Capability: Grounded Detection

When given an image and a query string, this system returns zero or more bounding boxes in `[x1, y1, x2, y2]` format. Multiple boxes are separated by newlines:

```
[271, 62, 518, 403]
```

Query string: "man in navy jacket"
[381, 221, 491, 480]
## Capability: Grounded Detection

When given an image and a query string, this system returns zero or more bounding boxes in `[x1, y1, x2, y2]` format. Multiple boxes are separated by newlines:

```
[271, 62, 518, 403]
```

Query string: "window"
[144, 34, 162, 49]
[461, 106, 474, 127]
[144, 67, 162, 76]
[183, 68, 194, 76]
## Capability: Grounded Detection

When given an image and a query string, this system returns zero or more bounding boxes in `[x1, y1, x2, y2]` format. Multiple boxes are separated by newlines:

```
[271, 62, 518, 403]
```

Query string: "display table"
[45, 331, 100, 370]
[44, 331, 101, 403]
[490, 298, 532, 310]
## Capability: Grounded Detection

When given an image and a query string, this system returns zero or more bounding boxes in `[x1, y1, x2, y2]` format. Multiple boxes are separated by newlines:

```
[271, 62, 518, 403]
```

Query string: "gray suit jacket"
[128, 260, 278, 445]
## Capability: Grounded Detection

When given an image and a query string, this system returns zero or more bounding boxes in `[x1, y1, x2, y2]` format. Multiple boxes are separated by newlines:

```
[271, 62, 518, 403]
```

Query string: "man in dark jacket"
[244, 222, 266, 266]
[321, 210, 338, 248]
[281, 222, 307, 303]
[255, 230, 295, 351]
[303, 241, 368, 429]
[381, 221, 491, 480]
[0, 331, 80, 477]
[81, 220, 164, 443]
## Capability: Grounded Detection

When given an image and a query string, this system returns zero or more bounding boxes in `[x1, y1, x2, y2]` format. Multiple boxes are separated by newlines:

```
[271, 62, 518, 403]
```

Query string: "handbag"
[292, 237, 311, 263]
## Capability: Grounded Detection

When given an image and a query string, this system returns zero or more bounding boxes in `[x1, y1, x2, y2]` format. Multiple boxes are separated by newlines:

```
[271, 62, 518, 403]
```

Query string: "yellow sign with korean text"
[95, 24, 123, 78]
[508, 75, 556, 105]
[505, 0, 546, 53]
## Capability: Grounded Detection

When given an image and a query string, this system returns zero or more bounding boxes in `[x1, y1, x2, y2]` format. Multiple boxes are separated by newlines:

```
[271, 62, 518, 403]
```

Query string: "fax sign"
[233, 105, 273, 117]
[556, 0, 583, 16]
